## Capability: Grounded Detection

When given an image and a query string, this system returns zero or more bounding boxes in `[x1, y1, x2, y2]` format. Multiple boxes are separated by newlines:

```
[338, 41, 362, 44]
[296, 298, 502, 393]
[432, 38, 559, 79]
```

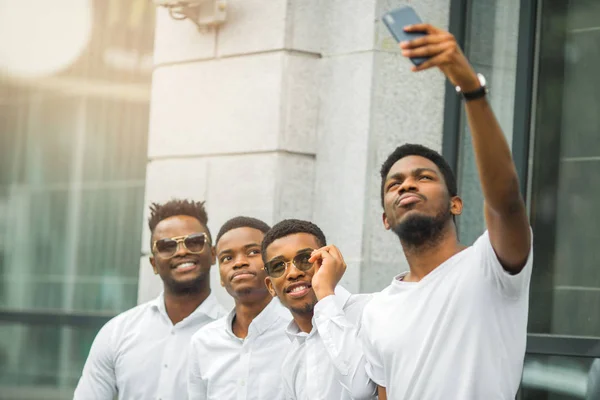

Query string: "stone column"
[139, 0, 452, 307]
[139, 1, 322, 308]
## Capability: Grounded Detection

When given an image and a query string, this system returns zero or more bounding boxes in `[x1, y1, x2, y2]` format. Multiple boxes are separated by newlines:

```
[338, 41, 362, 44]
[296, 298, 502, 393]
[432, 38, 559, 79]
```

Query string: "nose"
[286, 262, 305, 280]
[232, 253, 249, 269]
[398, 176, 418, 194]
[173, 241, 188, 257]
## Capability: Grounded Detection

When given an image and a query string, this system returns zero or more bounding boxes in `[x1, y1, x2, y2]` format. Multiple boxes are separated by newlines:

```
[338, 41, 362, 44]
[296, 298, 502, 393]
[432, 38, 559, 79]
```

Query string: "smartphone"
[382, 6, 429, 66]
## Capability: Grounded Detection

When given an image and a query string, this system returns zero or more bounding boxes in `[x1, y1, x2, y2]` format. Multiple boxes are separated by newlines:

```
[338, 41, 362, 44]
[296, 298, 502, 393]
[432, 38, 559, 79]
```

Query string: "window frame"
[443, 0, 600, 361]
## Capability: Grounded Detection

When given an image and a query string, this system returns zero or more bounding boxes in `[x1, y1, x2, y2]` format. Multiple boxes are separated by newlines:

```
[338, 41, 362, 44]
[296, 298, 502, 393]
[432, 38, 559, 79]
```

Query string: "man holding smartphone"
[361, 21, 533, 400]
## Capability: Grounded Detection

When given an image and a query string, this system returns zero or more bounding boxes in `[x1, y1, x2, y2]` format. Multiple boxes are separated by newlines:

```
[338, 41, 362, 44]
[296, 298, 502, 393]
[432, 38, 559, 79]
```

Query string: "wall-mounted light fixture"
[153, 0, 227, 31]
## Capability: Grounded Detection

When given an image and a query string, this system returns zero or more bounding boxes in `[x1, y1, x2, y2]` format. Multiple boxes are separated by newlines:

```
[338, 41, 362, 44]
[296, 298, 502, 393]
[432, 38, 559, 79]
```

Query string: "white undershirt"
[187, 297, 292, 400]
[361, 230, 534, 400]
[73, 292, 226, 400]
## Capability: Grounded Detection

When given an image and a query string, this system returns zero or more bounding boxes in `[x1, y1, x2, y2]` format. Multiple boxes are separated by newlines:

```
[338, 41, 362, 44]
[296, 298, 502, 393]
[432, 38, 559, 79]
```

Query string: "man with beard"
[74, 199, 226, 400]
[360, 23, 533, 400]
[187, 216, 292, 399]
[262, 219, 376, 400]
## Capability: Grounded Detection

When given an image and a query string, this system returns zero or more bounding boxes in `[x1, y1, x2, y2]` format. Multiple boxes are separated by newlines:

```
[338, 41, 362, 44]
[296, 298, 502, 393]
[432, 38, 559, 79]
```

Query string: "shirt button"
[241, 380, 245, 387]
[164, 364, 168, 368]
[171, 330, 175, 335]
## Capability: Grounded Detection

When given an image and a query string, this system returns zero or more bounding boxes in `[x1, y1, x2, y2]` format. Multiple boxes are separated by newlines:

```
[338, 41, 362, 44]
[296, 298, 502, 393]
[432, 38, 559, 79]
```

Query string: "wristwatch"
[455, 73, 488, 101]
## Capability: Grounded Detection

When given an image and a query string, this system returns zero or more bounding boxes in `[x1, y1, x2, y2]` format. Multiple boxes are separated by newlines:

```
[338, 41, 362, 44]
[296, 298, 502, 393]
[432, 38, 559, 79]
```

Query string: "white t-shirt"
[74, 292, 226, 400]
[361, 230, 533, 400]
[187, 297, 292, 400]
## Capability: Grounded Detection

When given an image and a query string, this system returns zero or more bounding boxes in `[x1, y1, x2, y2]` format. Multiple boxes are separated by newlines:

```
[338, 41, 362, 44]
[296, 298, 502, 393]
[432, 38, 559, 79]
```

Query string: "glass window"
[455, 0, 600, 340]
[456, 0, 521, 244]
[527, 0, 600, 338]
[0, 2, 155, 398]
[521, 355, 600, 400]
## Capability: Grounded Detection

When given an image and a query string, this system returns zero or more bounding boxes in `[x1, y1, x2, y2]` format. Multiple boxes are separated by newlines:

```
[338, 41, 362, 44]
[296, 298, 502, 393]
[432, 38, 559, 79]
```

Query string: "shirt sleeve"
[187, 336, 208, 400]
[73, 321, 118, 400]
[359, 303, 386, 388]
[474, 229, 534, 299]
[313, 294, 377, 399]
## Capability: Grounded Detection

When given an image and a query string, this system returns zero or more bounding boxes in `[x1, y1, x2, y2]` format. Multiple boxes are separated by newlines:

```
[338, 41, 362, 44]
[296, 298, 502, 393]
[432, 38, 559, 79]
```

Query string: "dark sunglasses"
[264, 249, 314, 278]
[152, 233, 209, 259]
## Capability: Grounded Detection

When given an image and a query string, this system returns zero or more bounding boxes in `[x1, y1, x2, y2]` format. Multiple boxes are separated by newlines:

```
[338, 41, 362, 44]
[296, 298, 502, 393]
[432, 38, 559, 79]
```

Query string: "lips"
[285, 281, 312, 298]
[396, 193, 424, 207]
[230, 270, 256, 281]
[171, 259, 199, 273]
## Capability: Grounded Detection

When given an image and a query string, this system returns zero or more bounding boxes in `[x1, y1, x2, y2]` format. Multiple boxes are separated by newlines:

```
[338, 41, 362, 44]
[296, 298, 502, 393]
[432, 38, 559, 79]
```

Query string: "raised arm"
[401, 23, 530, 273]
[310, 246, 377, 399]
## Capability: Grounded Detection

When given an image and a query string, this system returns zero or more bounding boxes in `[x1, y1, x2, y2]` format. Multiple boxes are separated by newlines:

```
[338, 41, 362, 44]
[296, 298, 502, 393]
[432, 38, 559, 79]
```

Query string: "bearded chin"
[165, 274, 206, 295]
[392, 206, 451, 251]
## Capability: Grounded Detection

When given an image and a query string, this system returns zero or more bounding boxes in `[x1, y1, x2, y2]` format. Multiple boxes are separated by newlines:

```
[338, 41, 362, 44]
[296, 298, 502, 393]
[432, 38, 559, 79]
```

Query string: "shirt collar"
[226, 297, 290, 337]
[150, 291, 223, 323]
[285, 319, 312, 342]
[284, 285, 351, 341]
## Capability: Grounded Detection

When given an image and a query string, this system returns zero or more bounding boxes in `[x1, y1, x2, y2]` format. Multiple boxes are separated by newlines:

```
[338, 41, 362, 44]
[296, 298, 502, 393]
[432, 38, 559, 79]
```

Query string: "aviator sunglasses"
[264, 249, 315, 278]
[152, 233, 209, 259]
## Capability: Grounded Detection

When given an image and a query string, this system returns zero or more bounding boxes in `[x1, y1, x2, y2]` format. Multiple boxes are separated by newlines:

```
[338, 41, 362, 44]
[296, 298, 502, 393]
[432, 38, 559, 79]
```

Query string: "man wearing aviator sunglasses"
[74, 199, 226, 400]
[261, 219, 376, 400]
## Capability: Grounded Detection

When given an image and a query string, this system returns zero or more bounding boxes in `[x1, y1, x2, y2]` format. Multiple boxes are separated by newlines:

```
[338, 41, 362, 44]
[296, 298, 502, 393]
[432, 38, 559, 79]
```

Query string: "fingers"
[309, 246, 330, 263]
[326, 245, 347, 268]
[399, 33, 448, 49]
[403, 23, 440, 35]
[402, 41, 454, 59]
[309, 245, 346, 269]
[411, 51, 452, 72]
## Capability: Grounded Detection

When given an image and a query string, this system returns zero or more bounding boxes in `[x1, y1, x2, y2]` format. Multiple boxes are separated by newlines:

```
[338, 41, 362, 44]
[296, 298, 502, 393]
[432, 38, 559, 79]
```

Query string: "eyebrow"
[217, 242, 262, 257]
[386, 168, 439, 182]
[267, 247, 314, 263]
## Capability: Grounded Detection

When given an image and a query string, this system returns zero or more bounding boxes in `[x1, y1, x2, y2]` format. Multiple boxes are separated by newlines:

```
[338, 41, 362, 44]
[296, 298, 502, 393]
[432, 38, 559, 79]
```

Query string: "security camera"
[153, 0, 227, 30]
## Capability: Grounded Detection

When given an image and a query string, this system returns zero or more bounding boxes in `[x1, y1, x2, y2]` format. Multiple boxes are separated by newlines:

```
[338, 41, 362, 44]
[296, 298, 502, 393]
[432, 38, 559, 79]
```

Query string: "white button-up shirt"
[188, 297, 292, 400]
[74, 292, 226, 400]
[282, 286, 376, 400]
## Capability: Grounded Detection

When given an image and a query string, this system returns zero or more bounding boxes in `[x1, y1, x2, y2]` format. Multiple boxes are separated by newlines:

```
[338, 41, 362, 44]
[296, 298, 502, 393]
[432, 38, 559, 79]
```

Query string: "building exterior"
[0, 0, 599, 399]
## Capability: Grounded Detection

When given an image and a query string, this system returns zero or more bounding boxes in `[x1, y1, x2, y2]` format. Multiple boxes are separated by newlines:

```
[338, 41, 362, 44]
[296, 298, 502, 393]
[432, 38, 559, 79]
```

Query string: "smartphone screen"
[382, 6, 429, 66]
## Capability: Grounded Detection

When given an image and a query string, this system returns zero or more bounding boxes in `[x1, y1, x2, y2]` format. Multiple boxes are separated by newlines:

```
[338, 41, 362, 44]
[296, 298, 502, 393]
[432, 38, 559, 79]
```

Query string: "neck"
[232, 294, 273, 339]
[292, 311, 314, 334]
[401, 223, 466, 282]
[163, 284, 211, 325]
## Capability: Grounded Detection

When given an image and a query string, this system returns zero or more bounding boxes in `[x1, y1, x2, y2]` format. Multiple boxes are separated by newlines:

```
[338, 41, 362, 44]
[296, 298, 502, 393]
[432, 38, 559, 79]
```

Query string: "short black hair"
[261, 219, 327, 262]
[380, 143, 457, 206]
[148, 199, 212, 242]
[215, 216, 271, 246]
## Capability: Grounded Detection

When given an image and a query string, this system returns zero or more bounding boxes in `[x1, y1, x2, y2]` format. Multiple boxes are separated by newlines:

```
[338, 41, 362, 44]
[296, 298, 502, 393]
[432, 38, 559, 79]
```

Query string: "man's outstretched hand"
[400, 24, 480, 93]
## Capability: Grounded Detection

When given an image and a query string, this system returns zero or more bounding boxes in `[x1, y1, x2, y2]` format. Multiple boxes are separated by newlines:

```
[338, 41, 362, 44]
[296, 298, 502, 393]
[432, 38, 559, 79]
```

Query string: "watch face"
[477, 73, 487, 87]
[455, 73, 487, 94]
